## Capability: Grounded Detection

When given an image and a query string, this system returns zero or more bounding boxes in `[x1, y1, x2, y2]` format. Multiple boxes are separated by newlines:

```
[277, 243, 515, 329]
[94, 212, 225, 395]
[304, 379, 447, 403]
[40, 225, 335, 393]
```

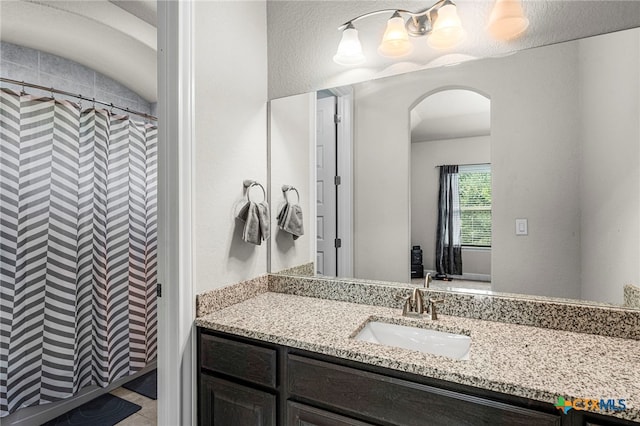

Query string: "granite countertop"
[196, 292, 640, 422]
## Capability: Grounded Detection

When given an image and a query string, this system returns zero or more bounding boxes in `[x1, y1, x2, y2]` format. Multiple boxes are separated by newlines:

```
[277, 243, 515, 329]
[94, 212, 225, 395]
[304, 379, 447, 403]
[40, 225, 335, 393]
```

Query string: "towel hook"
[243, 180, 266, 203]
[282, 185, 300, 204]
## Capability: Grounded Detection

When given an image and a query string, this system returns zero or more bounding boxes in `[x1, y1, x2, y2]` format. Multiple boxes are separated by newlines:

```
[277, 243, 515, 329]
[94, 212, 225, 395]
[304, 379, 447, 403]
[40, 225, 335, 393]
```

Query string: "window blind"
[458, 164, 492, 247]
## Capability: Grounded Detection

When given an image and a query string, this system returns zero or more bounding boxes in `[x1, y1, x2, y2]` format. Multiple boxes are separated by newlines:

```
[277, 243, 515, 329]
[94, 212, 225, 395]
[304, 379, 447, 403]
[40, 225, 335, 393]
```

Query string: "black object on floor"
[434, 273, 452, 281]
[122, 369, 157, 400]
[41, 393, 140, 426]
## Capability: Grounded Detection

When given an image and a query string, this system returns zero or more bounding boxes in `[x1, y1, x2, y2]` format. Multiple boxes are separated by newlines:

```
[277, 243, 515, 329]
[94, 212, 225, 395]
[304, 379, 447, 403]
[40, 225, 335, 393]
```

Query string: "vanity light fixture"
[378, 11, 414, 57]
[486, 0, 530, 40]
[333, 23, 366, 65]
[333, 0, 528, 66]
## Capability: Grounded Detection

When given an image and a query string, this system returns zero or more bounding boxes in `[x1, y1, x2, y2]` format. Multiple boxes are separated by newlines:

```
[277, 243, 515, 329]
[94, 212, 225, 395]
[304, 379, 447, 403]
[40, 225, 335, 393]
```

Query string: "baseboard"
[425, 270, 491, 283]
[3, 361, 157, 426]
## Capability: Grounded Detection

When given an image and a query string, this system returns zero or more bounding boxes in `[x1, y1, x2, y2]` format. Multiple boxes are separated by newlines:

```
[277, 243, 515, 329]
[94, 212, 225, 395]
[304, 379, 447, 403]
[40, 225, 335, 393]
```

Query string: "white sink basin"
[354, 321, 471, 360]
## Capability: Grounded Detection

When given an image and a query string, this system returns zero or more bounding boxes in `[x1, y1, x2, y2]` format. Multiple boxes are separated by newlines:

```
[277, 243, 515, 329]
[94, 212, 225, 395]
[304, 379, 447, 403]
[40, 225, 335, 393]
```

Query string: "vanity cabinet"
[197, 328, 638, 426]
[198, 332, 279, 425]
[287, 402, 374, 426]
[200, 375, 276, 426]
[287, 354, 559, 426]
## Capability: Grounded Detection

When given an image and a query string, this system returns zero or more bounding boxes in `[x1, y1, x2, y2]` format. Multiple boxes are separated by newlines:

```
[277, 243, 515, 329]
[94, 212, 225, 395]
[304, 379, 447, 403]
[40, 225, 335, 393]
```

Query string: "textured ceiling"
[0, 0, 157, 101]
[267, 0, 640, 99]
[4, 1, 640, 103]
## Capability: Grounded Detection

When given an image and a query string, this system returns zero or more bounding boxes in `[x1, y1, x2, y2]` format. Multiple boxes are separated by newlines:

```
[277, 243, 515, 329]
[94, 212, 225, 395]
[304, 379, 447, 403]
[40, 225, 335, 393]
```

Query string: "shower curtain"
[0, 88, 158, 417]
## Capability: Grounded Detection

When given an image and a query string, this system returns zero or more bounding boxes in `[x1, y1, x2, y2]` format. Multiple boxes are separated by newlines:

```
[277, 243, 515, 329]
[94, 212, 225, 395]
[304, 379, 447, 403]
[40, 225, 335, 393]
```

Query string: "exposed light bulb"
[428, 4, 466, 50]
[333, 25, 366, 66]
[378, 13, 414, 57]
[487, 0, 529, 40]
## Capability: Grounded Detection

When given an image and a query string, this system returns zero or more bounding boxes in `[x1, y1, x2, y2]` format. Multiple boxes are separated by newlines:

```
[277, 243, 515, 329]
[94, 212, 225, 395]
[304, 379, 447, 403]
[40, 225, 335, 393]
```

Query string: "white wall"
[578, 29, 640, 304]
[193, 1, 268, 294]
[353, 40, 584, 298]
[411, 136, 491, 276]
[269, 93, 315, 273]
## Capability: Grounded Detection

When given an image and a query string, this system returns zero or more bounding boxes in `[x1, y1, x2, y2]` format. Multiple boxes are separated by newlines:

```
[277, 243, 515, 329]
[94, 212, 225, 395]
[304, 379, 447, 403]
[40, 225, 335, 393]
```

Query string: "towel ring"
[243, 180, 266, 203]
[282, 185, 300, 204]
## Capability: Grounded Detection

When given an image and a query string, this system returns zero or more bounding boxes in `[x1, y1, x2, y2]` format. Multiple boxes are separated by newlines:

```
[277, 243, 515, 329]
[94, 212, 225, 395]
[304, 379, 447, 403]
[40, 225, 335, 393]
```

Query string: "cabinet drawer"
[200, 375, 276, 426]
[287, 401, 374, 426]
[288, 355, 561, 426]
[200, 332, 277, 388]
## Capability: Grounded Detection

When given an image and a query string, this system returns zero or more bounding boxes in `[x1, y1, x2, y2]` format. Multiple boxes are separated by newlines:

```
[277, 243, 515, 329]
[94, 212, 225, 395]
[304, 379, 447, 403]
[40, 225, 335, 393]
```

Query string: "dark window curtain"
[436, 165, 463, 276]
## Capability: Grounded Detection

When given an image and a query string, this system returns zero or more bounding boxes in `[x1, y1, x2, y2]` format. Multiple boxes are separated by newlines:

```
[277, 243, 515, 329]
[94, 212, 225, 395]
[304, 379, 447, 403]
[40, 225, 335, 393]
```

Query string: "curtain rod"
[1, 77, 157, 122]
[434, 162, 490, 168]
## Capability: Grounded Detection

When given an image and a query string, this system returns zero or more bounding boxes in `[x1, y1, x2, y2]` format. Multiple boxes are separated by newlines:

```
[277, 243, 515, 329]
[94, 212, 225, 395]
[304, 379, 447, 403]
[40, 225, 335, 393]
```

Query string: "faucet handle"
[394, 293, 412, 316]
[394, 293, 411, 301]
[428, 298, 444, 320]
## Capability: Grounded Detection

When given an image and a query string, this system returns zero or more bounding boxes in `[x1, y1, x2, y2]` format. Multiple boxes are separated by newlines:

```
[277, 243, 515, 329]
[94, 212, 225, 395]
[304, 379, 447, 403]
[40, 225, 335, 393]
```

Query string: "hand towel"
[276, 203, 290, 227]
[284, 204, 304, 239]
[257, 202, 270, 242]
[236, 201, 250, 222]
[277, 203, 304, 240]
[242, 202, 262, 245]
[237, 200, 270, 245]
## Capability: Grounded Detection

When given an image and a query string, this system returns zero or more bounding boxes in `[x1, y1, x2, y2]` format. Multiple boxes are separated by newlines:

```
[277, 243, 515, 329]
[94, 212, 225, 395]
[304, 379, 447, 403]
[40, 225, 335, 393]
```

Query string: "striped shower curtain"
[0, 88, 158, 417]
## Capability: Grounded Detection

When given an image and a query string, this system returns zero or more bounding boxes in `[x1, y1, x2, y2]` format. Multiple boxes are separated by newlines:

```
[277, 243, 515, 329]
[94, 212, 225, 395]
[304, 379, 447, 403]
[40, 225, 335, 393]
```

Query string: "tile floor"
[110, 386, 157, 425]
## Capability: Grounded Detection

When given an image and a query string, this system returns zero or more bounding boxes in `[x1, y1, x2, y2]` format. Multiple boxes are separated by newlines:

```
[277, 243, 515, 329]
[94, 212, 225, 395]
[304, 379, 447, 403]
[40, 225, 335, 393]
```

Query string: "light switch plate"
[515, 218, 528, 236]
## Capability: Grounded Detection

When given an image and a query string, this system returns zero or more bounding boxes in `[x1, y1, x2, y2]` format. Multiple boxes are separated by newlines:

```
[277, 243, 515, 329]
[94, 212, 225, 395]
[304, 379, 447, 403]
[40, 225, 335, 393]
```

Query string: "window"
[458, 164, 491, 247]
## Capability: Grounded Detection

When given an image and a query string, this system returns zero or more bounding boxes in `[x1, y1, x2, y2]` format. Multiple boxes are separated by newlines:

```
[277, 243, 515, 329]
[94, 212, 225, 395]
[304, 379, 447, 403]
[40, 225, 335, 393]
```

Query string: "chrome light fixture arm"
[337, 0, 451, 37]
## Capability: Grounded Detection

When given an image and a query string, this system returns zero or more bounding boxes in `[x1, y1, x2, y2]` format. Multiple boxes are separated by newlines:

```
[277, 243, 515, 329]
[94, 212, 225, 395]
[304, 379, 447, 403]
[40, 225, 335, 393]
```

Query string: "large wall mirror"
[269, 26, 640, 309]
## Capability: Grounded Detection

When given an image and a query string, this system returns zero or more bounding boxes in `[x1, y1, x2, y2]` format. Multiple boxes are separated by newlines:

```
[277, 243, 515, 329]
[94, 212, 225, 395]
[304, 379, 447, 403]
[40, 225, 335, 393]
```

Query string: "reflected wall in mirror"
[410, 89, 492, 293]
[271, 27, 640, 309]
[269, 93, 316, 274]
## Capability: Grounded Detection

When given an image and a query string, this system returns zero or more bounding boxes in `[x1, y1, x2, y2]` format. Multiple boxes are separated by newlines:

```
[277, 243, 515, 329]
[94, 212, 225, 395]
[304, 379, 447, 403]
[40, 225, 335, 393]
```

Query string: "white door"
[316, 96, 337, 276]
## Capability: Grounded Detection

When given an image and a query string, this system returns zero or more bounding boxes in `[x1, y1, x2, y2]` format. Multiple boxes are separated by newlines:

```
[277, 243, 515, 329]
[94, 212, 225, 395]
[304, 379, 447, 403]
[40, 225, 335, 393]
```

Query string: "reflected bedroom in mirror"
[270, 26, 640, 311]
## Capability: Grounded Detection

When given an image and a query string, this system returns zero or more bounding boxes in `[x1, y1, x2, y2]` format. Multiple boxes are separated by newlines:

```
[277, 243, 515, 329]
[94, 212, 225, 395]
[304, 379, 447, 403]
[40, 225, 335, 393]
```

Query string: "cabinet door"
[287, 402, 374, 426]
[199, 375, 276, 426]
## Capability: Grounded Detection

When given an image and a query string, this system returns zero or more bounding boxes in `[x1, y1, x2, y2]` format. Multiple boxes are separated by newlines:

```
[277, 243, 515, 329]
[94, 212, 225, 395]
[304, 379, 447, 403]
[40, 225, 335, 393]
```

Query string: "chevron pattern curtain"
[0, 89, 158, 417]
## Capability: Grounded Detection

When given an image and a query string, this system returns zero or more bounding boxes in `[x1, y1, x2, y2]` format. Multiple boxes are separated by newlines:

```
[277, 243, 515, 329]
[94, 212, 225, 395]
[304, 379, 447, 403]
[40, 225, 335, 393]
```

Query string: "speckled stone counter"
[268, 274, 640, 340]
[196, 292, 640, 422]
[626, 284, 640, 309]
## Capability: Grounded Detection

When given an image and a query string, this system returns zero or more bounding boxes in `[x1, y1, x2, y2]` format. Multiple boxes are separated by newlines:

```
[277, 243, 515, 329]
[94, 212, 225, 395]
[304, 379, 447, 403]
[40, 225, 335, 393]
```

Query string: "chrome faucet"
[396, 288, 444, 319]
[424, 272, 432, 288]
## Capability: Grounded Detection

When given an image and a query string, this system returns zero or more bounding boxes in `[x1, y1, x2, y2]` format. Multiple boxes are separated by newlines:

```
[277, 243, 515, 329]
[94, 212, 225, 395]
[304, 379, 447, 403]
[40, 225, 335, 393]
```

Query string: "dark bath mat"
[122, 369, 157, 400]
[41, 393, 140, 426]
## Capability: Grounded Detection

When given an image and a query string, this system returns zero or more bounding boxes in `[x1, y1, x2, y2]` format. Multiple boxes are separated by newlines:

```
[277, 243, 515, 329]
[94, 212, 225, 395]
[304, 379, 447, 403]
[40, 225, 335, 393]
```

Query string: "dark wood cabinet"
[287, 402, 374, 426]
[200, 375, 276, 426]
[288, 354, 560, 426]
[200, 332, 277, 388]
[197, 328, 638, 426]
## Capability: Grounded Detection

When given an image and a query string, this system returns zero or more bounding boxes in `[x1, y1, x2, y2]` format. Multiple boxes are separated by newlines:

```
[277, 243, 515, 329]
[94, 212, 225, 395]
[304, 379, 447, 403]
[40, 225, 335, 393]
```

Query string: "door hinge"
[334, 176, 341, 186]
[334, 238, 342, 248]
[334, 114, 342, 124]
[157, 283, 162, 298]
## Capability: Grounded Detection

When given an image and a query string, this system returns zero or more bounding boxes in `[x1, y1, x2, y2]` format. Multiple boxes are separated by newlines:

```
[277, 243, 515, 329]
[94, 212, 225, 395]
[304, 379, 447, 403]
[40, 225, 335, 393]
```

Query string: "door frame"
[157, 2, 195, 426]
[329, 87, 354, 278]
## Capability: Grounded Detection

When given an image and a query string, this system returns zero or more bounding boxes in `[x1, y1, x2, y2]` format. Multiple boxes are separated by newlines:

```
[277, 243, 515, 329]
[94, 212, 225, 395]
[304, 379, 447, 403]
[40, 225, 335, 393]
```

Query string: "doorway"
[315, 89, 353, 278]
[410, 89, 492, 291]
